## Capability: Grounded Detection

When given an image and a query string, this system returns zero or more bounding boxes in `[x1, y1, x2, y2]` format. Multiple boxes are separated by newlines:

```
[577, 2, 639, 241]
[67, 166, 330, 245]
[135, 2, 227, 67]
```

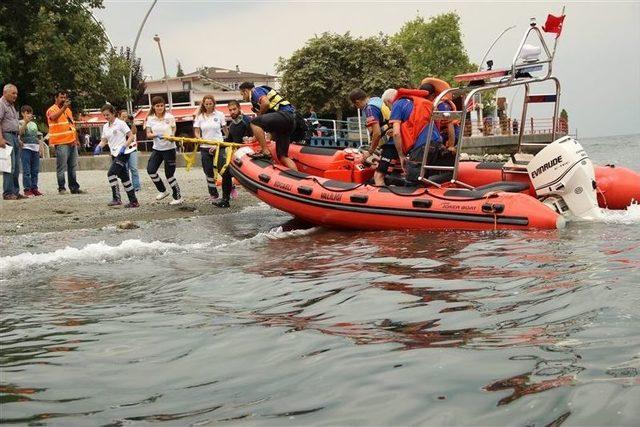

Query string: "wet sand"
[1, 169, 259, 236]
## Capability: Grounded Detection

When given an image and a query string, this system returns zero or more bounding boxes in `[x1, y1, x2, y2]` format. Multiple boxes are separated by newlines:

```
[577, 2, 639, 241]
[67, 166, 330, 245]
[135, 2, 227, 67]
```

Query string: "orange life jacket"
[393, 89, 434, 155]
[46, 104, 77, 145]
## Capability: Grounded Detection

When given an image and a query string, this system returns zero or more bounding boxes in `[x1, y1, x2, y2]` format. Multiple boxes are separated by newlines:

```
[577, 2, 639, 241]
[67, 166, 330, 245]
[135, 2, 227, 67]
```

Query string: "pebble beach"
[0, 168, 257, 236]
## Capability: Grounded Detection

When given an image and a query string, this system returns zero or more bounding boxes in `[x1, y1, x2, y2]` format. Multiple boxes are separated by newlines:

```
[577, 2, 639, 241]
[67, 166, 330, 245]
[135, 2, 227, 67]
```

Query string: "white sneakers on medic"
[169, 197, 183, 205]
[155, 190, 171, 201]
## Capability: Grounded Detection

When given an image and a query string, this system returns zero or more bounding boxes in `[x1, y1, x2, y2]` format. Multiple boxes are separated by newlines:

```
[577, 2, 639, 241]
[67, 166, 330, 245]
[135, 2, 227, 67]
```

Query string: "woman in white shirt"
[193, 95, 227, 201]
[95, 104, 139, 207]
[145, 96, 182, 205]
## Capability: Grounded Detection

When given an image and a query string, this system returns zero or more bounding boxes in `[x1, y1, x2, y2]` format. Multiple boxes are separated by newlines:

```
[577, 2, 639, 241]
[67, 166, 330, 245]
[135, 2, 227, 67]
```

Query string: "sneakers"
[169, 197, 183, 205]
[108, 199, 122, 207]
[70, 189, 85, 194]
[207, 194, 220, 203]
[155, 190, 171, 201]
[230, 186, 239, 199]
[58, 188, 67, 194]
[24, 189, 35, 197]
[213, 199, 230, 208]
[3, 194, 17, 200]
[125, 201, 140, 208]
[32, 189, 44, 196]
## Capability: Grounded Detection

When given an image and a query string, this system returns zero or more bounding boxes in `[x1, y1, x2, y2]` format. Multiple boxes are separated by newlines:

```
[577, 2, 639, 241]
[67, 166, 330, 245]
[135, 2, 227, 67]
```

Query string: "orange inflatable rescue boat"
[230, 143, 564, 231]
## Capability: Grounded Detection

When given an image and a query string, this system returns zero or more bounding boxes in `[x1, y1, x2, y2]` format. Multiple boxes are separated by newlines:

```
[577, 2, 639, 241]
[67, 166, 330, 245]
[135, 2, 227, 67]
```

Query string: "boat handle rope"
[273, 162, 505, 202]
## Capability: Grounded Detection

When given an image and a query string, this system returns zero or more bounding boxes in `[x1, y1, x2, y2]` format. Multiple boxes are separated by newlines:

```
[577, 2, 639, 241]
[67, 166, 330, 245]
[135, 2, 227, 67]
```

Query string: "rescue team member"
[193, 95, 227, 201]
[239, 81, 299, 171]
[119, 109, 141, 192]
[420, 77, 460, 167]
[214, 100, 253, 208]
[145, 96, 183, 205]
[94, 104, 139, 208]
[389, 83, 441, 183]
[349, 88, 394, 186]
[46, 90, 82, 194]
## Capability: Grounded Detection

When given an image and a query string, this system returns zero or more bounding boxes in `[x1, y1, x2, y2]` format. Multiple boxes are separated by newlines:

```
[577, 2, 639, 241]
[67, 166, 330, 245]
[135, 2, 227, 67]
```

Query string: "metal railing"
[304, 116, 369, 149]
[465, 117, 569, 137]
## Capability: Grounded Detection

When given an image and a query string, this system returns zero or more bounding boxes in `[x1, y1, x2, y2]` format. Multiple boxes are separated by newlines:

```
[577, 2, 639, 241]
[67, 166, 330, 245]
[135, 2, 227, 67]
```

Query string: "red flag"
[542, 14, 565, 38]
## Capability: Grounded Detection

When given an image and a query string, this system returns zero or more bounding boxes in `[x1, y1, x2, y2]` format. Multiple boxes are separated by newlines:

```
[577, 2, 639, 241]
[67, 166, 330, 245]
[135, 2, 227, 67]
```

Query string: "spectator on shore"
[193, 95, 227, 202]
[214, 100, 253, 208]
[38, 132, 49, 159]
[119, 109, 141, 192]
[0, 84, 24, 200]
[95, 104, 139, 208]
[307, 105, 319, 125]
[83, 132, 91, 150]
[46, 90, 83, 194]
[145, 96, 183, 205]
[19, 105, 43, 196]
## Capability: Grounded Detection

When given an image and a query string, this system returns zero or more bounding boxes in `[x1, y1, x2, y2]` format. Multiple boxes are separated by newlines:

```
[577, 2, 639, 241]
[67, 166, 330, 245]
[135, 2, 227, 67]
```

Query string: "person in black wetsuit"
[212, 100, 253, 208]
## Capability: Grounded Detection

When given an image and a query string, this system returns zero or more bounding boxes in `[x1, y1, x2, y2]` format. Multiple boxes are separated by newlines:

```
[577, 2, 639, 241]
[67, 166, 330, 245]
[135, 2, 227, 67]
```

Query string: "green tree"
[0, 1, 143, 118]
[117, 47, 146, 108]
[276, 32, 411, 120]
[176, 61, 185, 77]
[100, 48, 146, 110]
[392, 13, 476, 85]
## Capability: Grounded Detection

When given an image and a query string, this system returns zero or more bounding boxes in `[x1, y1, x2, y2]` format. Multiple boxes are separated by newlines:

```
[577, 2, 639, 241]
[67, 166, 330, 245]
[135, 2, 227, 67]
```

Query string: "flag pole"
[550, 5, 566, 61]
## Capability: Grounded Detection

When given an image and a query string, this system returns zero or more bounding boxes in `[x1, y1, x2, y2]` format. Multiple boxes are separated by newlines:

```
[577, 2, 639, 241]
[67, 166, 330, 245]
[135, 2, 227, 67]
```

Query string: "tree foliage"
[392, 13, 476, 85]
[0, 0, 144, 118]
[176, 61, 185, 77]
[276, 32, 411, 120]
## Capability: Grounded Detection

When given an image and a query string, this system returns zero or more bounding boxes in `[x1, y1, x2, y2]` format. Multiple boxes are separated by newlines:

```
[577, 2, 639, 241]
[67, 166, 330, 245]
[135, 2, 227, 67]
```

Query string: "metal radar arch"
[419, 9, 566, 189]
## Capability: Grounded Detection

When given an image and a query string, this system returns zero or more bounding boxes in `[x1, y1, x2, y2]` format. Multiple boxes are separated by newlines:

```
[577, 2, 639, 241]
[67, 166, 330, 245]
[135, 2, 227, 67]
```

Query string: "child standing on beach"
[19, 105, 43, 196]
[95, 104, 139, 208]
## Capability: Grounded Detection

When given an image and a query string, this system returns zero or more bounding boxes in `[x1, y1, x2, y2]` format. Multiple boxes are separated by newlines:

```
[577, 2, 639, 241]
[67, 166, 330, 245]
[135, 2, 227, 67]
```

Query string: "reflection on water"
[2, 190, 640, 424]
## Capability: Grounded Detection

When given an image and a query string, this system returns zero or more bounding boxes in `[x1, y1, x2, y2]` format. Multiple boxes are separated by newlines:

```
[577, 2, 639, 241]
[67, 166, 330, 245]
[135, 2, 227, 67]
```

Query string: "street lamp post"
[153, 34, 173, 111]
[127, 0, 158, 115]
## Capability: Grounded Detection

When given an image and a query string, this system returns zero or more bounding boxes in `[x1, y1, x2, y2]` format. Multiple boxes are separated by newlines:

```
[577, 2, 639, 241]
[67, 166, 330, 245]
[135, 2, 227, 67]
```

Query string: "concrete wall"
[460, 133, 567, 155]
[40, 152, 202, 173]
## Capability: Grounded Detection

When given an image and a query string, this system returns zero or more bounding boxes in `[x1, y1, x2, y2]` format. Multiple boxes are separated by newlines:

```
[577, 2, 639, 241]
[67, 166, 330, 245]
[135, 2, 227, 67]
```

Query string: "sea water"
[1, 135, 639, 426]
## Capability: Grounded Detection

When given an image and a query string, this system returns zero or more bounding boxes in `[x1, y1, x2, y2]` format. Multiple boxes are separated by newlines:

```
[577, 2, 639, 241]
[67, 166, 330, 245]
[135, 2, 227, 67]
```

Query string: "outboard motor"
[527, 136, 604, 220]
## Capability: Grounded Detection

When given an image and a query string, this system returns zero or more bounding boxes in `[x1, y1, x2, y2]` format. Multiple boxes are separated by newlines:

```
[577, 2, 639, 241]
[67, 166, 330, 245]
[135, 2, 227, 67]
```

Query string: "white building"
[143, 65, 279, 107]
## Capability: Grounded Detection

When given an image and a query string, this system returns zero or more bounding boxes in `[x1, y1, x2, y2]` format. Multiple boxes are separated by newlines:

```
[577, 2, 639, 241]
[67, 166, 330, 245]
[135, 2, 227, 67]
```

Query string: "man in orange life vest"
[389, 83, 442, 181]
[46, 90, 82, 194]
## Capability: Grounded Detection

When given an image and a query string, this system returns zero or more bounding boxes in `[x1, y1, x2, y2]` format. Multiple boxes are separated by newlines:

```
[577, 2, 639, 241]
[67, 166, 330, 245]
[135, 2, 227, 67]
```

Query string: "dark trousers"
[220, 169, 232, 201]
[108, 153, 137, 203]
[2, 132, 21, 196]
[147, 148, 181, 199]
[200, 148, 219, 197]
[21, 148, 40, 190]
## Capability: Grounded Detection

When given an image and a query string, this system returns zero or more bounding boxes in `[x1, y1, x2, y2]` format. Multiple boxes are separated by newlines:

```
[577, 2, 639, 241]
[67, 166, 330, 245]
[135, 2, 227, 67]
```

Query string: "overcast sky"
[94, 1, 640, 138]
